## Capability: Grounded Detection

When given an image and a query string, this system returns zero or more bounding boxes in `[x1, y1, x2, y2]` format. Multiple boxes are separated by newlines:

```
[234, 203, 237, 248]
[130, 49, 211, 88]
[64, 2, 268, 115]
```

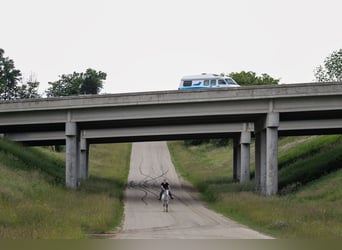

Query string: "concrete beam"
[1, 84, 342, 135]
[4, 119, 342, 145]
[279, 119, 342, 131]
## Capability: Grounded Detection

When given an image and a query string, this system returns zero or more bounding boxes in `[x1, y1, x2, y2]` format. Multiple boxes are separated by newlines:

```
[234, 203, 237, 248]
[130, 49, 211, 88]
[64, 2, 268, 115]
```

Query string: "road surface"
[114, 141, 272, 239]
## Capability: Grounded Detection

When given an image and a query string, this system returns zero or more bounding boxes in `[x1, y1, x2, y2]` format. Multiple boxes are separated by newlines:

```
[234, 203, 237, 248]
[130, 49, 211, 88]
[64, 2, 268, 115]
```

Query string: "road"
[114, 141, 272, 239]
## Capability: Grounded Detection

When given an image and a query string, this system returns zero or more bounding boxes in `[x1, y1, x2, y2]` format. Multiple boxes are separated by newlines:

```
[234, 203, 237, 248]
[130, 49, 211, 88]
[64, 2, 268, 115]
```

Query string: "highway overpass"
[1, 82, 342, 195]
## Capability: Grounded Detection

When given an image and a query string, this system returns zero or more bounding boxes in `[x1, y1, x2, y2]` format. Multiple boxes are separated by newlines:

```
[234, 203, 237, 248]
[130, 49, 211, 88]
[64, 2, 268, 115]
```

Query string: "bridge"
[1, 82, 342, 195]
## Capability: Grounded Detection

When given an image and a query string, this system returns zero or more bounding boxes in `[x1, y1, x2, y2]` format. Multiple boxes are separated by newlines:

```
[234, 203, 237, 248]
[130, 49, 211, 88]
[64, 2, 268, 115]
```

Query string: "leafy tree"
[314, 49, 342, 82]
[17, 74, 40, 99]
[0, 48, 40, 100]
[0, 48, 22, 100]
[46, 72, 83, 97]
[80, 68, 107, 94]
[228, 71, 280, 86]
[46, 68, 106, 97]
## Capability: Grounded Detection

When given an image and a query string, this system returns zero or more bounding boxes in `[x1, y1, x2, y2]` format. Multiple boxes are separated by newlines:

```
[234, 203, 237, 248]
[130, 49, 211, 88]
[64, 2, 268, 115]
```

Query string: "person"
[158, 178, 174, 200]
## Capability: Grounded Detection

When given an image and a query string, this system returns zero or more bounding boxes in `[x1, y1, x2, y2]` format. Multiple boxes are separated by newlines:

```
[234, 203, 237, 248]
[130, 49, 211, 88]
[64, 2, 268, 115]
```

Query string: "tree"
[0, 48, 40, 100]
[80, 68, 106, 94]
[46, 68, 107, 97]
[314, 49, 342, 82]
[0, 48, 22, 100]
[17, 73, 40, 99]
[228, 71, 280, 86]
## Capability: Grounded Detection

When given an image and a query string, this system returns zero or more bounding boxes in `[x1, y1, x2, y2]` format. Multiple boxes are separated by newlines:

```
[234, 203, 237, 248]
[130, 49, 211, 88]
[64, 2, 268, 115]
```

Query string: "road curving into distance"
[114, 141, 272, 239]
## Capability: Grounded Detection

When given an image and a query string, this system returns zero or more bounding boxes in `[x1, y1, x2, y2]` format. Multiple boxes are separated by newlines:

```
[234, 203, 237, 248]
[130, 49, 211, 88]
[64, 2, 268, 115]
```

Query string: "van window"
[210, 79, 216, 86]
[218, 79, 226, 85]
[183, 80, 192, 87]
[204, 80, 209, 86]
[225, 78, 238, 85]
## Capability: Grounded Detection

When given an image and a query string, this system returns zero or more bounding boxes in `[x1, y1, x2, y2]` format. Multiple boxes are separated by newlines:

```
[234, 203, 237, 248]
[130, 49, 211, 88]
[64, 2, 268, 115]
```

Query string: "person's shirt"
[161, 182, 170, 190]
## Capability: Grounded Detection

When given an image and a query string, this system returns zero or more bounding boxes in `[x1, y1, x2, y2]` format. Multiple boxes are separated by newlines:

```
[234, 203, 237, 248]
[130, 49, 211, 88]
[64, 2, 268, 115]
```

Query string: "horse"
[161, 189, 170, 212]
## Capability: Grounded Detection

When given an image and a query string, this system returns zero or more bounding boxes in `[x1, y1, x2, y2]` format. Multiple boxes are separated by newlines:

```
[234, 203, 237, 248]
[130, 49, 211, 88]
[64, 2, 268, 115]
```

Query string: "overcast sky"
[2, 0, 342, 94]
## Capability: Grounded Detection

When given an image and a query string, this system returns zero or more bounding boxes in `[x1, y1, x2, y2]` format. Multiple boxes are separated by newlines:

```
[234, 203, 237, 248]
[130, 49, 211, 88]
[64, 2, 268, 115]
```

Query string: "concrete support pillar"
[259, 129, 267, 194]
[254, 112, 279, 196]
[79, 136, 89, 180]
[239, 131, 251, 182]
[254, 131, 261, 191]
[233, 136, 239, 181]
[65, 122, 79, 189]
[233, 124, 251, 183]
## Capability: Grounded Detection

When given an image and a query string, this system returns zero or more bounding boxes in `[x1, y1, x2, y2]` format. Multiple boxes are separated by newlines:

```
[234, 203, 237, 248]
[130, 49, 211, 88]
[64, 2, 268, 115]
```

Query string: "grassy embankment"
[168, 135, 342, 239]
[2, 134, 342, 239]
[0, 139, 130, 239]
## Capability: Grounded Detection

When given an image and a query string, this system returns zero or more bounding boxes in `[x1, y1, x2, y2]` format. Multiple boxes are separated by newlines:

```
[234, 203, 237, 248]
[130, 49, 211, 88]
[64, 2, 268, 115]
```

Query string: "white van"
[178, 73, 239, 90]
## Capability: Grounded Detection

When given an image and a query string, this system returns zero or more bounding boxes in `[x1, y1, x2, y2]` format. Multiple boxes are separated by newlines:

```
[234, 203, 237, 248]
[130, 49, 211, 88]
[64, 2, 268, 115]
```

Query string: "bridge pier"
[79, 135, 89, 180]
[239, 130, 251, 182]
[254, 112, 279, 196]
[233, 125, 251, 182]
[65, 122, 79, 188]
[233, 138, 238, 181]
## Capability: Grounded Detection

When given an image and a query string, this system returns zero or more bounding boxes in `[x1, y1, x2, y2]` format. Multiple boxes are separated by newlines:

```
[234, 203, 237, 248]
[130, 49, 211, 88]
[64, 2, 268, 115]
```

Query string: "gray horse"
[162, 189, 170, 212]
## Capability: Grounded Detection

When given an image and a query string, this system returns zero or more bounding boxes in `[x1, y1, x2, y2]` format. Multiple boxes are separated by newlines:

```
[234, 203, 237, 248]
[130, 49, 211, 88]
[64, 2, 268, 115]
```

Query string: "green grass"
[2, 134, 342, 239]
[0, 139, 130, 239]
[168, 135, 342, 239]
[0, 139, 65, 184]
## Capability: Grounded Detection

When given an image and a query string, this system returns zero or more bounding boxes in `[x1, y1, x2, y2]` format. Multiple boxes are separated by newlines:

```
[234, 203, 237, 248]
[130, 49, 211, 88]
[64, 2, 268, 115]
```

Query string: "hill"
[168, 135, 342, 238]
[1, 134, 342, 239]
[0, 139, 130, 239]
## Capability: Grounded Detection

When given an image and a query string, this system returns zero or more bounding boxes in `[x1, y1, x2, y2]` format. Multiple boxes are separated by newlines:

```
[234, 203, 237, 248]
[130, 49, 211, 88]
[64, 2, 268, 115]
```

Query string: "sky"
[2, 0, 342, 95]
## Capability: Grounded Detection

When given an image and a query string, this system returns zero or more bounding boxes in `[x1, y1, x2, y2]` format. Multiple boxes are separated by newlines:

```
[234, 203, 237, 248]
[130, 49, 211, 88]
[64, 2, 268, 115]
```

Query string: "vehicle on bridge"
[178, 73, 240, 90]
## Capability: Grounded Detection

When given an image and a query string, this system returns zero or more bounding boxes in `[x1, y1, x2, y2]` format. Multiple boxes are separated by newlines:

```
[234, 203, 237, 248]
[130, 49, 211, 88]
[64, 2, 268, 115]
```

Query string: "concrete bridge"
[1, 82, 342, 195]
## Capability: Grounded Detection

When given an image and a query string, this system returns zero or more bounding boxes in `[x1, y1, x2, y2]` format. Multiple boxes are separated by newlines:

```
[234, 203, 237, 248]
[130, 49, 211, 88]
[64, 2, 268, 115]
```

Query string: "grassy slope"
[0, 139, 130, 239]
[168, 135, 342, 239]
[1, 135, 342, 239]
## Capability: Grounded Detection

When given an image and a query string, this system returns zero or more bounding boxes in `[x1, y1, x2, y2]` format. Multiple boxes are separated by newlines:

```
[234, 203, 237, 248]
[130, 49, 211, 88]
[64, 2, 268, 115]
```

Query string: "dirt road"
[114, 142, 272, 239]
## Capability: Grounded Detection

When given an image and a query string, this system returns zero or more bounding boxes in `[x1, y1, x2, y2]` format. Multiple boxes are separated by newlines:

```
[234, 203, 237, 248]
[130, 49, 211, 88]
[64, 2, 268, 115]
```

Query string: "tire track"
[115, 141, 273, 239]
[128, 154, 170, 205]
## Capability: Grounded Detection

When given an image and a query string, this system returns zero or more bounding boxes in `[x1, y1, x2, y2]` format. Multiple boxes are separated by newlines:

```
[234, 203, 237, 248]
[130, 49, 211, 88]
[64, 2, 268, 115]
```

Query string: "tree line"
[0, 48, 106, 100]
[1, 47, 341, 101]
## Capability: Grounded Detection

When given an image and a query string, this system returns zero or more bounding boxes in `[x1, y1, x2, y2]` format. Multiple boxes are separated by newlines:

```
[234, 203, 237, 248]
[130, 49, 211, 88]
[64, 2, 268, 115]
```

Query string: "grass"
[0, 139, 65, 184]
[2, 134, 342, 239]
[168, 135, 342, 239]
[0, 139, 130, 239]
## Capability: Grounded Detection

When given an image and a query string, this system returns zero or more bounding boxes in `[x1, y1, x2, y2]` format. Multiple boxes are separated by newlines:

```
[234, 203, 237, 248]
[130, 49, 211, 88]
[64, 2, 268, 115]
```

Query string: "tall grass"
[168, 135, 342, 238]
[0, 139, 65, 184]
[0, 139, 131, 239]
[278, 135, 342, 169]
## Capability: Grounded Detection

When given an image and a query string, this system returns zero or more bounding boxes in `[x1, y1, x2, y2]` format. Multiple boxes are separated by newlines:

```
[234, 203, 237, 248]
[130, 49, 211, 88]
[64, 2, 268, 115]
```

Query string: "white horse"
[161, 189, 170, 212]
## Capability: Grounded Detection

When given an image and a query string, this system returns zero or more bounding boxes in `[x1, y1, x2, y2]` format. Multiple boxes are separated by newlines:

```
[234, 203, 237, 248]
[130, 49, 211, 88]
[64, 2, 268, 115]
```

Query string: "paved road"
[114, 141, 272, 239]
